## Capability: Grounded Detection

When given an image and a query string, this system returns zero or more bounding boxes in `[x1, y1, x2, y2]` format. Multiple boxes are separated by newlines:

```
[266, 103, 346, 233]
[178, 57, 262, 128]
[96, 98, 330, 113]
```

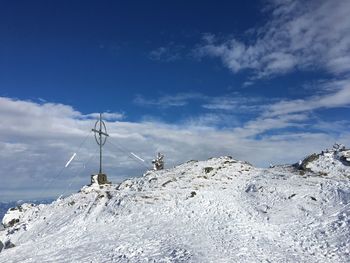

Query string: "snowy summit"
[0, 146, 350, 262]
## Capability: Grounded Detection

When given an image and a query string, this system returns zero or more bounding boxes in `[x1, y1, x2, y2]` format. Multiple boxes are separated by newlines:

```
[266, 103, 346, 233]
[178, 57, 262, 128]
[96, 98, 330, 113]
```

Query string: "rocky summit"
[0, 147, 349, 262]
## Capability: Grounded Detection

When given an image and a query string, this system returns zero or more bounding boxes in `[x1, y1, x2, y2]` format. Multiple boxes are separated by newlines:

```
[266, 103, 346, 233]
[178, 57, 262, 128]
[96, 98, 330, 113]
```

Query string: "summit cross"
[91, 113, 109, 174]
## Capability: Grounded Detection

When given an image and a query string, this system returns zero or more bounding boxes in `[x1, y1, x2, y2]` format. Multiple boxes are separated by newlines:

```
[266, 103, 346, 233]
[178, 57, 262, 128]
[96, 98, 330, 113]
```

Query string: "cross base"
[91, 173, 111, 185]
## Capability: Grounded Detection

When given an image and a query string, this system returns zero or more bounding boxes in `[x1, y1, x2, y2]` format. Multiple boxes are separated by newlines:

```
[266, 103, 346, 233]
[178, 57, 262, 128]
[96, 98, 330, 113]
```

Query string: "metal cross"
[91, 113, 109, 174]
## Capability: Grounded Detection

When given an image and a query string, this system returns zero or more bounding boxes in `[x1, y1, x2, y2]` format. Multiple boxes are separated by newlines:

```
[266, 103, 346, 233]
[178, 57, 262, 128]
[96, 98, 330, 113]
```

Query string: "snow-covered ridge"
[0, 153, 349, 262]
[297, 144, 350, 178]
[0, 199, 54, 224]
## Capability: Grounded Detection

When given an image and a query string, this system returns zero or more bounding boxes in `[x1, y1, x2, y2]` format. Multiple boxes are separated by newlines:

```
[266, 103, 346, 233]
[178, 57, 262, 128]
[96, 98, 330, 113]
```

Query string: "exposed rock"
[288, 193, 296, 199]
[298, 153, 320, 171]
[245, 184, 258, 193]
[106, 191, 113, 200]
[4, 240, 15, 249]
[2, 203, 36, 228]
[338, 150, 350, 166]
[203, 167, 214, 174]
[186, 160, 198, 163]
[0, 241, 3, 252]
[7, 218, 19, 227]
[161, 179, 174, 187]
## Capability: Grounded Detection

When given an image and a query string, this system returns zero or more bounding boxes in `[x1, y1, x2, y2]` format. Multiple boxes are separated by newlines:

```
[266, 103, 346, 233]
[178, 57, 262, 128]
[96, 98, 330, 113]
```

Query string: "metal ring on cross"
[94, 119, 108, 146]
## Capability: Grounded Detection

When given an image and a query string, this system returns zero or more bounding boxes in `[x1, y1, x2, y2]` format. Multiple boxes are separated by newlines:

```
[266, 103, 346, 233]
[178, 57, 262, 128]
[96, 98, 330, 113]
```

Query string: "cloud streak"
[149, 43, 186, 62]
[83, 112, 125, 121]
[134, 93, 207, 108]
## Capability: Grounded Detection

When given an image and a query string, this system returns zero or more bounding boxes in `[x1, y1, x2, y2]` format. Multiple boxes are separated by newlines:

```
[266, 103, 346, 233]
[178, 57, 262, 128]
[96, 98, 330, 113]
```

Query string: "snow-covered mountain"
[0, 146, 349, 262]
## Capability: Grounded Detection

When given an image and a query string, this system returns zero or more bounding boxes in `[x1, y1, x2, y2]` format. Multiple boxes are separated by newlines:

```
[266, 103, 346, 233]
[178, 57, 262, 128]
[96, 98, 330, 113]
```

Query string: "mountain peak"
[1, 151, 349, 262]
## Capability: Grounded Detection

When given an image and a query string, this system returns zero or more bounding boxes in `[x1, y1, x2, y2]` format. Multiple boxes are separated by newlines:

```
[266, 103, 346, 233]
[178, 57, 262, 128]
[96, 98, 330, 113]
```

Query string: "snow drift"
[0, 146, 349, 262]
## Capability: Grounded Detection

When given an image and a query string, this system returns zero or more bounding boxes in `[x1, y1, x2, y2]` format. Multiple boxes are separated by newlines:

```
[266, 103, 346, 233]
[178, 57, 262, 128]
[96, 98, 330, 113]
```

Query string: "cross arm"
[92, 129, 109, 137]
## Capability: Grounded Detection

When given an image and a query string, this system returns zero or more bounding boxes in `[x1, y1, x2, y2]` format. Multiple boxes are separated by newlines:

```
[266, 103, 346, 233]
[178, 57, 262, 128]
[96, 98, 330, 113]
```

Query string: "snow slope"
[0, 150, 349, 262]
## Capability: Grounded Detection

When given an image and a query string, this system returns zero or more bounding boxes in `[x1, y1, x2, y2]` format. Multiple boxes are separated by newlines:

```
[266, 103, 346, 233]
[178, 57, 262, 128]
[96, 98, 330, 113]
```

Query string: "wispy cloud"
[202, 93, 271, 112]
[183, 113, 240, 129]
[195, 0, 350, 78]
[149, 43, 186, 62]
[83, 112, 125, 121]
[230, 77, 350, 138]
[134, 92, 271, 113]
[134, 93, 207, 108]
[134, 78, 350, 138]
[264, 79, 350, 117]
[234, 113, 310, 138]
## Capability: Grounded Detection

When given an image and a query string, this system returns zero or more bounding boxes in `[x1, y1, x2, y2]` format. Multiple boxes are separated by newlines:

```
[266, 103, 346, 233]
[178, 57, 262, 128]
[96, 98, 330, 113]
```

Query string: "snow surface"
[0, 152, 349, 262]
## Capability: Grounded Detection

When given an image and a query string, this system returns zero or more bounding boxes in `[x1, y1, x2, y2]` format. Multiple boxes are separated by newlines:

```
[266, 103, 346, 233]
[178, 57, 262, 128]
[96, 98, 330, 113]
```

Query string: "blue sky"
[0, 1, 263, 118]
[1, 0, 350, 201]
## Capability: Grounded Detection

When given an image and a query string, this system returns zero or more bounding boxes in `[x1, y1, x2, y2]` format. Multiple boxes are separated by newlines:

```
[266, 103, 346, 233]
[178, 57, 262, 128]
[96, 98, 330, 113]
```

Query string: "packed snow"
[0, 147, 349, 262]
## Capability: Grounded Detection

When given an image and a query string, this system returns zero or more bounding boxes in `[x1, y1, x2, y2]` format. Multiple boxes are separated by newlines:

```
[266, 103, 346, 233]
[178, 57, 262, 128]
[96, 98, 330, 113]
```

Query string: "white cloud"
[229, 77, 350, 139]
[191, 1, 350, 143]
[196, 0, 350, 77]
[182, 113, 240, 129]
[190, 1, 350, 144]
[264, 79, 350, 117]
[234, 113, 309, 138]
[133, 83, 350, 140]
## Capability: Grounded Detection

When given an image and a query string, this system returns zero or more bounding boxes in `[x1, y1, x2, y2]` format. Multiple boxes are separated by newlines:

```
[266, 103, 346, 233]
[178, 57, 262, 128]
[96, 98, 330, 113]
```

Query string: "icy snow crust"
[0, 156, 349, 262]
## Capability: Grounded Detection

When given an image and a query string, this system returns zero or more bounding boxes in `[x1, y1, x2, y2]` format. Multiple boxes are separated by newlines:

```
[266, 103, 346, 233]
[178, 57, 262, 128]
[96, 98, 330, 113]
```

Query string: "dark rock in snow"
[203, 167, 214, 174]
[288, 193, 296, 199]
[245, 184, 258, 193]
[298, 153, 320, 171]
[4, 240, 15, 249]
[7, 218, 20, 228]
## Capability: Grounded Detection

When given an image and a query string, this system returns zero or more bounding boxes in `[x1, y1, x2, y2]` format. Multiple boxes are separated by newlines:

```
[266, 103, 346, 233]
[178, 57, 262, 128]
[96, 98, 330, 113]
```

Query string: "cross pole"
[91, 113, 109, 174]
